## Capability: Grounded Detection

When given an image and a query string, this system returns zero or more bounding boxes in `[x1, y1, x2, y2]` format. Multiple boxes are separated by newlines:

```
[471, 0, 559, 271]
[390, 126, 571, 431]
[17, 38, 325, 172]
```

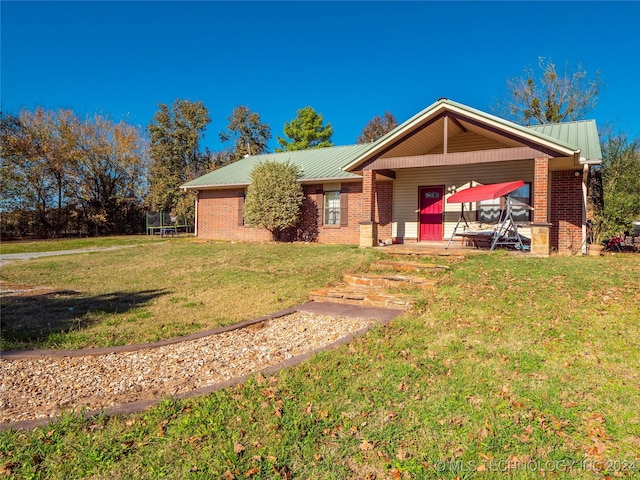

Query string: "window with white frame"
[477, 183, 532, 223]
[324, 191, 341, 225]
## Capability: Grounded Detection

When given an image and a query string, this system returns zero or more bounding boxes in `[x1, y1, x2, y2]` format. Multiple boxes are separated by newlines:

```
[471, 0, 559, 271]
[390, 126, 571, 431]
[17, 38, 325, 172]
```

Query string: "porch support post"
[531, 157, 552, 256]
[359, 169, 378, 248]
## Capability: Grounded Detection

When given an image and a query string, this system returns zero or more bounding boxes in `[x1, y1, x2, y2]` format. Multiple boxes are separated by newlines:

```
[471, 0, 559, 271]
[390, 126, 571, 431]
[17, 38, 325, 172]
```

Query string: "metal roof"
[182, 99, 602, 190]
[181, 144, 370, 189]
[342, 98, 596, 171]
[526, 120, 602, 162]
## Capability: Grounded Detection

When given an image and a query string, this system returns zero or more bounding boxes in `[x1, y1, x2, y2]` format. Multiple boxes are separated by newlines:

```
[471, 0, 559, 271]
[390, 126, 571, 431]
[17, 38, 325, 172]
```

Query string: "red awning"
[446, 180, 525, 203]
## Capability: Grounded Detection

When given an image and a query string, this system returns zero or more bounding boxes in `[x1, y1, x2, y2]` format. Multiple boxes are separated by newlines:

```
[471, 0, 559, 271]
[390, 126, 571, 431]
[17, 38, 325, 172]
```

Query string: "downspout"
[581, 164, 589, 255]
[194, 190, 199, 237]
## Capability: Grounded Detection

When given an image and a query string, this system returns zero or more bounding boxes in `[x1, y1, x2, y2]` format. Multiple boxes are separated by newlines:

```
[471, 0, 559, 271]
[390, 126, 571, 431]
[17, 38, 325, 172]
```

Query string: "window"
[324, 191, 341, 225]
[477, 183, 531, 223]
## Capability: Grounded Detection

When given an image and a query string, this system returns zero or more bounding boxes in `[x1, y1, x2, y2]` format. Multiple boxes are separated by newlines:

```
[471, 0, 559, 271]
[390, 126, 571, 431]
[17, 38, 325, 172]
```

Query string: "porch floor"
[375, 241, 528, 257]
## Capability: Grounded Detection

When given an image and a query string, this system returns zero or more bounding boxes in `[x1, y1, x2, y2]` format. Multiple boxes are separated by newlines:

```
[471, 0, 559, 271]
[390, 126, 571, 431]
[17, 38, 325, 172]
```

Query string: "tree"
[1, 108, 147, 237]
[276, 106, 333, 152]
[243, 160, 304, 241]
[147, 99, 211, 215]
[494, 57, 602, 125]
[219, 105, 272, 162]
[1, 108, 78, 236]
[71, 114, 147, 234]
[599, 131, 640, 235]
[357, 111, 398, 143]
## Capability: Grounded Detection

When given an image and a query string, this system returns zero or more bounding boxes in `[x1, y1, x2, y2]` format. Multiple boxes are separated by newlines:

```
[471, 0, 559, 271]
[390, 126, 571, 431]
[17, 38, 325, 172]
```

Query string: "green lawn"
[0, 235, 163, 255]
[0, 238, 378, 350]
[1, 244, 639, 479]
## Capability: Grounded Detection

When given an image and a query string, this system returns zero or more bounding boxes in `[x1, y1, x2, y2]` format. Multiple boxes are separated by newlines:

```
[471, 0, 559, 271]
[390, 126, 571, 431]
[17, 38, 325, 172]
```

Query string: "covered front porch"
[344, 99, 596, 256]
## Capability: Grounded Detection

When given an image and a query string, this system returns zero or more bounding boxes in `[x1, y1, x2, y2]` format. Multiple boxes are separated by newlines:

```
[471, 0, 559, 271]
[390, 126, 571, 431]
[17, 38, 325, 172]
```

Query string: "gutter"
[180, 176, 363, 191]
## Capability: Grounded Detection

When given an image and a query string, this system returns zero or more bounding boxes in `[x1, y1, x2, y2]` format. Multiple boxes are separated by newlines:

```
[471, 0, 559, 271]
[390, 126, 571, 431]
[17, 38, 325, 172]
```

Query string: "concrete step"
[369, 260, 450, 273]
[343, 273, 437, 291]
[308, 286, 413, 309]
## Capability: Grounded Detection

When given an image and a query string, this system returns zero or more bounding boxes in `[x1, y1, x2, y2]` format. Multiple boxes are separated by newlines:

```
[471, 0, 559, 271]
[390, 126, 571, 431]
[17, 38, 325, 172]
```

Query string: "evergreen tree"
[276, 106, 333, 152]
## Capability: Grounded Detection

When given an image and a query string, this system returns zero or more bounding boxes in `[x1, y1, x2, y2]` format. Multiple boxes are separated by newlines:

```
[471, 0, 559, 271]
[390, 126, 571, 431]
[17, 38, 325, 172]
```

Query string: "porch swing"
[445, 180, 529, 251]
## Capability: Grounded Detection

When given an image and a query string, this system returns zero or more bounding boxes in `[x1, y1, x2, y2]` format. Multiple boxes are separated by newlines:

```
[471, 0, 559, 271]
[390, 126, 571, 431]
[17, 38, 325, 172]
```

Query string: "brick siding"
[195, 180, 393, 245]
[550, 170, 583, 254]
[533, 157, 549, 224]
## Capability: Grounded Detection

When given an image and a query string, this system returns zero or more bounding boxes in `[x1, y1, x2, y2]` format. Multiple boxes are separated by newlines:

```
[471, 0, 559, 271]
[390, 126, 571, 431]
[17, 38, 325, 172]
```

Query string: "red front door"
[419, 186, 444, 241]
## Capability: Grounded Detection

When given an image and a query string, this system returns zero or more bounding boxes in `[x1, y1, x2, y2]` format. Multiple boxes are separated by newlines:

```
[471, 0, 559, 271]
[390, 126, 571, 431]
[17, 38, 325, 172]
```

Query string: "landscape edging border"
[0, 303, 402, 431]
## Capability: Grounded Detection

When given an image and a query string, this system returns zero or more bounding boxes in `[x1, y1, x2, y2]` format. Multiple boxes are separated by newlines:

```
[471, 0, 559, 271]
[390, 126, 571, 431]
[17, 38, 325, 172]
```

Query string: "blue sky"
[2, 1, 639, 153]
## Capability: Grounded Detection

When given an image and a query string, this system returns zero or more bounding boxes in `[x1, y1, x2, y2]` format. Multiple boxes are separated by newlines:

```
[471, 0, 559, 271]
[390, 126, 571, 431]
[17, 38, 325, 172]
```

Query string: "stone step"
[343, 273, 437, 291]
[369, 260, 450, 273]
[384, 249, 466, 259]
[308, 286, 413, 309]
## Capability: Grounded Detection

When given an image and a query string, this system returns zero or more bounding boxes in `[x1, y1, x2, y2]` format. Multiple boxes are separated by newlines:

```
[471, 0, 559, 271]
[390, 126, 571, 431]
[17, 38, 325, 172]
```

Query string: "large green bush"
[243, 160, 304, 241]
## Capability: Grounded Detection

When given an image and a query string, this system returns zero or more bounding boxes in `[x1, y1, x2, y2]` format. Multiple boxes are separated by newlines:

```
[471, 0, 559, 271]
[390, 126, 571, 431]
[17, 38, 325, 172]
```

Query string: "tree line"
[0, 99, 394, 238]
[1, 58, 638, 239]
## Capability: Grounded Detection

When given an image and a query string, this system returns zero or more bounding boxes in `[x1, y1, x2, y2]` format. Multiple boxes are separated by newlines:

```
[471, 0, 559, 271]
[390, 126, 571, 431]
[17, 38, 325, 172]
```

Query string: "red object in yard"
[447, 180, 525, 203]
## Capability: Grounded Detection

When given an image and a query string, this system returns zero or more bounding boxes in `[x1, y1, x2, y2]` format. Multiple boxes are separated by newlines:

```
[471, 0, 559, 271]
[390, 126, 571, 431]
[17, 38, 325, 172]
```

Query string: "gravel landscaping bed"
[0, 311, 376, 425]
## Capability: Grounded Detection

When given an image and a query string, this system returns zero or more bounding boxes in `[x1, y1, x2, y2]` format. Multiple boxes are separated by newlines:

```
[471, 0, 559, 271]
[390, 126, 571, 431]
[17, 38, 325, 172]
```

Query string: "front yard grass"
[0, 235, 163, 255]
[1, 246, 639, 479]
[0, 239, 377, 350]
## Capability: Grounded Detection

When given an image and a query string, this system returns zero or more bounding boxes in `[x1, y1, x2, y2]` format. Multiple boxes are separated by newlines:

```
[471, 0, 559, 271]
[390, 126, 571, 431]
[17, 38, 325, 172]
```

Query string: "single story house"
[181, 98, 602, 255]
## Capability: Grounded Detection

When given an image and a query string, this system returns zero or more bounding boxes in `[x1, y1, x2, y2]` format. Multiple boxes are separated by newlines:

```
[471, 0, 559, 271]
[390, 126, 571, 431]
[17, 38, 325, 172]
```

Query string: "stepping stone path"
[309, 260, 450, 309]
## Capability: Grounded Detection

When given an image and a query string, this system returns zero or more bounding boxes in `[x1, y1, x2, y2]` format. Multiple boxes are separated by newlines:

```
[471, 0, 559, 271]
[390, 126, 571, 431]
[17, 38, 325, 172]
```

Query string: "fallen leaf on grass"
[1, 462, 20, 476]
[274, 465, 292, 479]
[245, 467, 259, 477]
[359, 440, 374, 451]
[234, 442, 246, 454]
[512, 434, 532, 443]
[156, 419, 169, 437]
[396, 448, 409, 460]
[586, 438, 606, 457]
[184, 435, 202, 445]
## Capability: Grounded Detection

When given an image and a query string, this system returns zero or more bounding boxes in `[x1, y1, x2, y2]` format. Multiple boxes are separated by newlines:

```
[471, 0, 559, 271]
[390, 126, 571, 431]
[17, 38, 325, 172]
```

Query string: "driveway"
[0, 245, 135, 267]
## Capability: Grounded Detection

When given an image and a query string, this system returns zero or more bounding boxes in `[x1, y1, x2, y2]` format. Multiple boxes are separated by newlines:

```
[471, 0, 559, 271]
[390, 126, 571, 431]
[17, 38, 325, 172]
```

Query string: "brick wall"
[197, 188, 271, 242]
[550, 170, 583, 254]
[195, 180, 393, 245]
[533, 157, 549, 223]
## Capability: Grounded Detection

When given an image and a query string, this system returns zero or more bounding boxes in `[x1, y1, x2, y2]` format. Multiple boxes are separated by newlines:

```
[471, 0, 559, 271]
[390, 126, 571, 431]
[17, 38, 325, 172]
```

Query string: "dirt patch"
[0, 281, 54, 297]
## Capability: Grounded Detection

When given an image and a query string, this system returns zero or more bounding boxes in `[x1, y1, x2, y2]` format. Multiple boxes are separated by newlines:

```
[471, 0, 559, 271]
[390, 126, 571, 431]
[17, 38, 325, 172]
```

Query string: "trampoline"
[146, 211, 193, 237]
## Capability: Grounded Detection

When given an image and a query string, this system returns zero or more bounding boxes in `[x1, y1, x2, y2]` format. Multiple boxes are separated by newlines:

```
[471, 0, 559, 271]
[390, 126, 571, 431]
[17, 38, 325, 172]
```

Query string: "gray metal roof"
[181, 144, 370, 189]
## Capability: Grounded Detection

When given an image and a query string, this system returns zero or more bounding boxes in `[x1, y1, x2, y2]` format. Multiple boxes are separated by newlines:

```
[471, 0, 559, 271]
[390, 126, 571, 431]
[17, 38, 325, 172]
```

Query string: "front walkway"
[0, 303, 402, 431]
[0, 245, 136, 267]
